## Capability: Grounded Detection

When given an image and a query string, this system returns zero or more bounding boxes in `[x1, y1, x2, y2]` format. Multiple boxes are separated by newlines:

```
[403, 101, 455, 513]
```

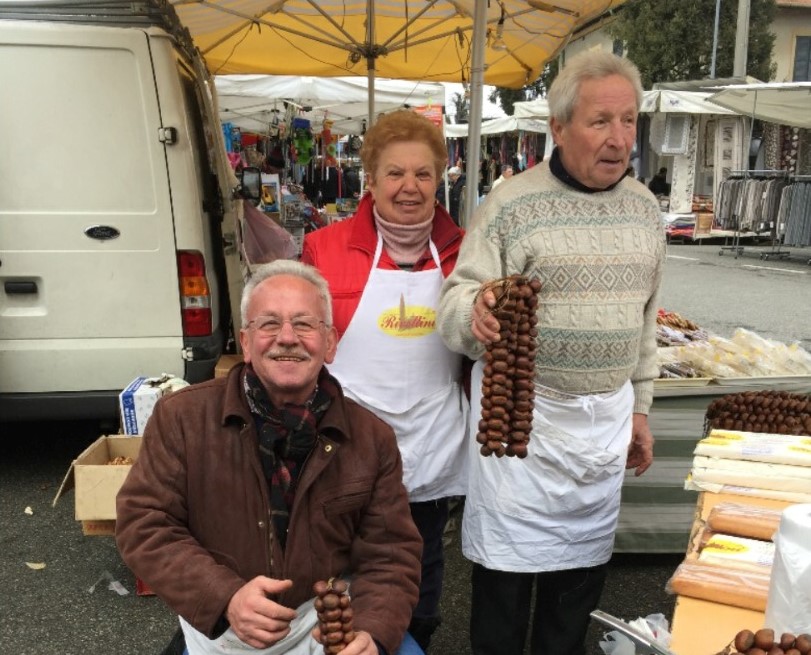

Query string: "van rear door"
[0, 21, 185, 398]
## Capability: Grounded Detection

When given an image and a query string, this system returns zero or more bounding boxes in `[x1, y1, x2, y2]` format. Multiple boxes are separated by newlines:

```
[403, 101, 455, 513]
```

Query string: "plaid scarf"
[243, 365, 340, 550]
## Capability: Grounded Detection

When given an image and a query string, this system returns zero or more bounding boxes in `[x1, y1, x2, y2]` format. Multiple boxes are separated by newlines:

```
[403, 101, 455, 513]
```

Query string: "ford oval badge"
[84, 225, 121, 240]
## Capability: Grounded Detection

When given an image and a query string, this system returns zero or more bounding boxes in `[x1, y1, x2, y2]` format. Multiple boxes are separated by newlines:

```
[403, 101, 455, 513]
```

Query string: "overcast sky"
[443, 82, 507, 121]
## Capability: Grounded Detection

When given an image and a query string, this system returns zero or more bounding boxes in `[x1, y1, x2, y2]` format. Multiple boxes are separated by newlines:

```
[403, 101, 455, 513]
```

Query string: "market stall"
[614, 312, 811, 554]
[663, 414, 811, 654]
[444, 116, 548, 192]
[706, 82, 811, 262]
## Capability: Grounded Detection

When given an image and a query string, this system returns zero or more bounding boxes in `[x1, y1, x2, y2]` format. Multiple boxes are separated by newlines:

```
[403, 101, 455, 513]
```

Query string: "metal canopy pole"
[366, 0, 376, 126]
[463, 0, 487, 228]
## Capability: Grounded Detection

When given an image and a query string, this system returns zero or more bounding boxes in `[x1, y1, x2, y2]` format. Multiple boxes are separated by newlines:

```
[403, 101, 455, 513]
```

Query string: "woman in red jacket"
[302, 110, 469, 653]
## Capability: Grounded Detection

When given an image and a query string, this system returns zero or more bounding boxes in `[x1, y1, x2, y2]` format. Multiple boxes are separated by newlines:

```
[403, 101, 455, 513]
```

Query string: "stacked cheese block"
[685, 429, 811, 504]
[668, 502, 783, 611]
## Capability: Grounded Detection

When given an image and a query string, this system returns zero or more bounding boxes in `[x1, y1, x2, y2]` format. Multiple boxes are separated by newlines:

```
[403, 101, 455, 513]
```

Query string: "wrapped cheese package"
[697, 533, 774, 572]
[706, 502, 782, 542]
[695, 431, 811, 467]
[667, 560, 770, 611]
[690, 455, 811, 494]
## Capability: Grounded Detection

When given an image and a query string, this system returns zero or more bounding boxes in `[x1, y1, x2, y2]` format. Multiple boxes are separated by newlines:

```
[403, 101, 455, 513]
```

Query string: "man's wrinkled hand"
[471, 285, 501, 346]
[627, 413, 654, 476]
[226, 577, 296, 649]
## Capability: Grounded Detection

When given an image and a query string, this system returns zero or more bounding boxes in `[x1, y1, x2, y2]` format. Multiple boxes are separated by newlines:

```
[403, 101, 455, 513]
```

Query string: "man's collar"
[549, 147, 622, 193]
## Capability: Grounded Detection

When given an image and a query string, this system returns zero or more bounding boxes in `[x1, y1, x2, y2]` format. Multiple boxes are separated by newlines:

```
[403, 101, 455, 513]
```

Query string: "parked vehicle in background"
[0, 0, 245, 421]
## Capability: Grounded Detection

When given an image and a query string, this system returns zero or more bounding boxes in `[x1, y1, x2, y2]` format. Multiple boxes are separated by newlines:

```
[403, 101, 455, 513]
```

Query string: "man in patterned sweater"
[436, 50, 665, 655]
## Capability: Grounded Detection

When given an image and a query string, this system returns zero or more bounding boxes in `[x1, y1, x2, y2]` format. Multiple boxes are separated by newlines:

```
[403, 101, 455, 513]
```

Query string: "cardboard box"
[215, 354, 242, 378]
[119, 377, 165, 435]
[118, 374, 189, 434]
[693, 211, 715, 237]
[53, 436, 142, 528]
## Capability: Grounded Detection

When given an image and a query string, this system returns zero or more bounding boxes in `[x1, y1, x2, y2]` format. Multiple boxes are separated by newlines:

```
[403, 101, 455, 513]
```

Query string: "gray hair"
[548, 51, 643, 125]
[240, 260, 333, 327]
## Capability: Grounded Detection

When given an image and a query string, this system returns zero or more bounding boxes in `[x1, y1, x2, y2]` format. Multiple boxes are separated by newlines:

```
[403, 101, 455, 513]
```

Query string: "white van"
[0, 2, 247, 420]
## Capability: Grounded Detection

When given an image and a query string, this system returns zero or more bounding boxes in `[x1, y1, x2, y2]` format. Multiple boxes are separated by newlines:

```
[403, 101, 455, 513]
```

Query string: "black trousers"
[470, 562, 608, 655]
[407, 499, 450, 651]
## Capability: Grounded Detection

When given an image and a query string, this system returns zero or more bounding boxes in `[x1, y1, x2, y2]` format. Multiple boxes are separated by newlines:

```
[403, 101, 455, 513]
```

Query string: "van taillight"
[177, 251, 211, 337]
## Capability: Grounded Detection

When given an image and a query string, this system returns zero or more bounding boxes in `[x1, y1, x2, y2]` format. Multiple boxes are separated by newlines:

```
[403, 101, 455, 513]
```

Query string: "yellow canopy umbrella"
[172, 1, 626, 88]
[172, 0, 629, 223]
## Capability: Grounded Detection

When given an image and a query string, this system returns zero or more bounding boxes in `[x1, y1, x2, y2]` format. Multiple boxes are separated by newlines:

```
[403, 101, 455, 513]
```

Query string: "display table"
[669, 492, 792, 655]
[614, 377, 811, 553]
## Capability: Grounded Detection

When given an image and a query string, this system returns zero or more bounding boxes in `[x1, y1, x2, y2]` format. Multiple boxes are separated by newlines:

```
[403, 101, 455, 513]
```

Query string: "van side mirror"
[238, 167, 262, 202]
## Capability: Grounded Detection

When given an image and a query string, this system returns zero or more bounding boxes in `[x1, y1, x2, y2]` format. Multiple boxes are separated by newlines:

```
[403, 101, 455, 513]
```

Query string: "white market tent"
[444, 116, 547, 138]
[513, 90, 736, 119]
[706, 82, 811, 129]
[216, 75, 445, 135]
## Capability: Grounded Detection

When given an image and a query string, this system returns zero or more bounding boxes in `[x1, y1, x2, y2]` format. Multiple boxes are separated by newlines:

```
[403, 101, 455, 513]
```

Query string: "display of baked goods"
[656, 318, 811, 381]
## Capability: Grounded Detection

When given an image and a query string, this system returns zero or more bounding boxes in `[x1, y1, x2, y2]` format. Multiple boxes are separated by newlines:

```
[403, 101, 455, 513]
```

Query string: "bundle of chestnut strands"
[476, 275, 542, 459]
[313, 578, 355, 654]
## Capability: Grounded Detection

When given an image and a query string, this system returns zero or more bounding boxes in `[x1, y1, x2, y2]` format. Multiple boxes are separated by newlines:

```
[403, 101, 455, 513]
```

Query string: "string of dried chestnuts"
[704, 390, 811, 436]
[476, 275, 541, 458]
[313, 578, 355, 654]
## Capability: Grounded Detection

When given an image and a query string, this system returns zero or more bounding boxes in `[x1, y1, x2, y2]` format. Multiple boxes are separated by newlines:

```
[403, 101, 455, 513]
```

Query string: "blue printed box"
[118, 376, 164, 435]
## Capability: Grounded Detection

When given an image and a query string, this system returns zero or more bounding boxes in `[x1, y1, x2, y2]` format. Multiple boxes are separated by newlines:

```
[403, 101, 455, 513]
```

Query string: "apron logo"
[378, 305, 436, 338]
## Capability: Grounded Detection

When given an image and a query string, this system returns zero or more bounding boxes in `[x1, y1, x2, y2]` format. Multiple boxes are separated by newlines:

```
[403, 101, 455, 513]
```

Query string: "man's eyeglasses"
[245, 315, 326, 337]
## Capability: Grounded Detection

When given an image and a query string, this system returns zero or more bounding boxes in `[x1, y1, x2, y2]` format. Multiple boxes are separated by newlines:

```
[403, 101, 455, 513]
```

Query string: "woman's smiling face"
[366, 141, 438, 225]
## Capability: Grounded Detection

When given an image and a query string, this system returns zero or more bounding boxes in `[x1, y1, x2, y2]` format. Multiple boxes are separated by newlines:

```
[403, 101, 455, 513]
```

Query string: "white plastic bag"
[242, 199, 297, 264]
[598, 613, 672, 655]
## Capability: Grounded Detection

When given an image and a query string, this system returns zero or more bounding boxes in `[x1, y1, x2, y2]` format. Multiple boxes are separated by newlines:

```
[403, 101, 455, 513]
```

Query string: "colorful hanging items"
[292, 117, 314, 166]
[322, 119, 338, 168]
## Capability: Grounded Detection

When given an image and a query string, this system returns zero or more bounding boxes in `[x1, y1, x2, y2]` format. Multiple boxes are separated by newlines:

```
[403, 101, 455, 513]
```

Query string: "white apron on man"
[180, 598, 320, 655]
[328, 236, 468, 501]
[462, 359, 633, 571]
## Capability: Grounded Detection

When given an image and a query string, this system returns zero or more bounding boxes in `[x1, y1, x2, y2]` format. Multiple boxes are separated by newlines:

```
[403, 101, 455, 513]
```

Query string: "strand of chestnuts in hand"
[476, 275, 541, 459]
[714, 628, 811, 655]
[313, 578, 355, 654]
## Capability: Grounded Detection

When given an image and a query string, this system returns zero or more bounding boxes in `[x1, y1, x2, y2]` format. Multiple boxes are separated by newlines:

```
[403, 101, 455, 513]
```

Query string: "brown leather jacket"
[115, 364, 422, 654]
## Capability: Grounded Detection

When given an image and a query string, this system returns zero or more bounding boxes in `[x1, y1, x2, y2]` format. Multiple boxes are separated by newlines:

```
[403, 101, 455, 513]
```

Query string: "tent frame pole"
[463, 0, 487, 228]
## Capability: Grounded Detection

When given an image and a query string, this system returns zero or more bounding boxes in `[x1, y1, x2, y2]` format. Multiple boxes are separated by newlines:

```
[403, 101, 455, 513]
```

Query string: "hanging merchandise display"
[292, 117, 314, 166]
[321, 119, 338, 168]
[776, 180, 811, 248]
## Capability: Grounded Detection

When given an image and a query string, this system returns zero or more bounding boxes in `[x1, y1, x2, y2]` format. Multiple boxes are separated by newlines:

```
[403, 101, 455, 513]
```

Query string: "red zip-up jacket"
[301, 193, 464, 338]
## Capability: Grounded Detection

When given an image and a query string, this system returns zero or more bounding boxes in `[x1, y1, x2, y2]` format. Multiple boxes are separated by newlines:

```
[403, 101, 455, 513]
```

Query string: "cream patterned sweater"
[437, 159, 666, 414]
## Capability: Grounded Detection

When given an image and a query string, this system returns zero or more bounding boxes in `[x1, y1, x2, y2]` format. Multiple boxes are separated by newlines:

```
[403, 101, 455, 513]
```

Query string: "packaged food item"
[666, 560, 770, 611]
[697, 533, 775, 572]
[706, 502, 783, 542]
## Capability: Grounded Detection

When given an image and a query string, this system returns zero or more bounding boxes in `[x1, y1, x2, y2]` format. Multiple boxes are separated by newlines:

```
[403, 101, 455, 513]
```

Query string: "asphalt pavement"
[3, 239, 810, 655]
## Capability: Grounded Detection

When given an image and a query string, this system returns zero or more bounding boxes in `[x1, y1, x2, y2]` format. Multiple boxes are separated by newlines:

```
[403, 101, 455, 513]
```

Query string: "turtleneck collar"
[373, 205, 433, 266]
[549, 147, 623, 194]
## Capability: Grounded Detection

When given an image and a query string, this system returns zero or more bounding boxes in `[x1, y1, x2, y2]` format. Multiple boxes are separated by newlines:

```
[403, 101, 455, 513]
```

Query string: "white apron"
[461, 359, 633, 572]
[327, 235, 468, 501]
[180, 597, 320, 655]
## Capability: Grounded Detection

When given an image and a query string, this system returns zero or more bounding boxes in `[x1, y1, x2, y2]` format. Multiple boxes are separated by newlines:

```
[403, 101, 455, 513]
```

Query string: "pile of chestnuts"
[476, 275, 541, 459]
[714, 628, 811, 655]
[313, 578, 355, 654]
[704, 390, 811, 436]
